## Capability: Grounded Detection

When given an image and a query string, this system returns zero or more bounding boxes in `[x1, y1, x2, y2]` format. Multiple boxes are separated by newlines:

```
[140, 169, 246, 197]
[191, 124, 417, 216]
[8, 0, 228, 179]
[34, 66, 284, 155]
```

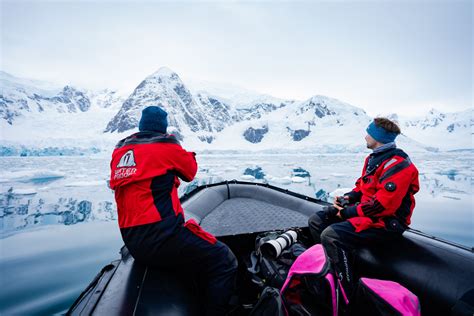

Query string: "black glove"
[336, 196, 350, 207]
[339, 205, 358, 219]
[322, 205, 339, 217]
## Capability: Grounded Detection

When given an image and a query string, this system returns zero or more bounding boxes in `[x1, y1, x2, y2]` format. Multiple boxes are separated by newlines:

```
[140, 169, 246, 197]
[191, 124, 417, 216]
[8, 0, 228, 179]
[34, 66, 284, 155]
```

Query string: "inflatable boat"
[68, 181, 474, 315]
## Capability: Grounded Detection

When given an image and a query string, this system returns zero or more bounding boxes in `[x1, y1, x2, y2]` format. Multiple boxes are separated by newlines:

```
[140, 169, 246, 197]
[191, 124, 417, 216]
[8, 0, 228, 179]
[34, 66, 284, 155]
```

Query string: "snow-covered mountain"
[399, 109, 473, 151]
[104, 67, 293, 144]
[1, 68, 471, 155]
[1, 71, 124, 123]
[0, 71, 126, 152]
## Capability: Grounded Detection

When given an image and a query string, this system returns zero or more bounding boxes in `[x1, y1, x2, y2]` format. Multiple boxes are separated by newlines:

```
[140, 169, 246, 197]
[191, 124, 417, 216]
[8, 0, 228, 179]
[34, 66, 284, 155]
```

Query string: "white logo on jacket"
[117, 150, 136, 168]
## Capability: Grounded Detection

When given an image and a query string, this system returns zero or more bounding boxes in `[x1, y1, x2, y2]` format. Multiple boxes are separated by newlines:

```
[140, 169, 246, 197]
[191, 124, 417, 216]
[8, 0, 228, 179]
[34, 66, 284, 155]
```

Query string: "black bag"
[246, 231, 306, 289]
[249, 286, 286, 316]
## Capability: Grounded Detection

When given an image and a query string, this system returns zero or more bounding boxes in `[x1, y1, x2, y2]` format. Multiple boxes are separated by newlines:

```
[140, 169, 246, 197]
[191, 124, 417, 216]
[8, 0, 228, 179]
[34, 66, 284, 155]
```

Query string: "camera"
[336, 196, 349, 207]
[260, 230, 298, 259]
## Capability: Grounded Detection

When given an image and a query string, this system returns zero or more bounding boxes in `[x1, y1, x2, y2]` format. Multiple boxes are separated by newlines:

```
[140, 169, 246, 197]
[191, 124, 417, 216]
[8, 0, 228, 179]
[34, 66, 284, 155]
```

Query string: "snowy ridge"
[400, 109, 473, 151]
[1, 71, 125, 124]
[1, 68, 471, 155]
[1, 71, 126, 153]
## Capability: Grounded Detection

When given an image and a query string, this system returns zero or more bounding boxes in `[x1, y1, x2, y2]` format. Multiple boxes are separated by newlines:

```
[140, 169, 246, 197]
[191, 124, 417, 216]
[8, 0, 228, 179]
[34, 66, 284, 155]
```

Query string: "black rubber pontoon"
[68, 181, 474, 316]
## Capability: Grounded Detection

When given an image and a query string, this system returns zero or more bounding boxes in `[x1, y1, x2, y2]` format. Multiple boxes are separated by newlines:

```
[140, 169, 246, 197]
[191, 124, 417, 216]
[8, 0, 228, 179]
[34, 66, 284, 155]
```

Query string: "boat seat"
[91, 249, 200, 316]
[355, 231, 474, 315]
[183, 183, 323, 235]
[135, 268, 200, 316]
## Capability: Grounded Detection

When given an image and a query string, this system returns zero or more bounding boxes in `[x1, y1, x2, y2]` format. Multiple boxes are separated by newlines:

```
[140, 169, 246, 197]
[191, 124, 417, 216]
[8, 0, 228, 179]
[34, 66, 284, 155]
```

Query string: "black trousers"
[137, 225, 238, 316]
[308, 211, 402, 299]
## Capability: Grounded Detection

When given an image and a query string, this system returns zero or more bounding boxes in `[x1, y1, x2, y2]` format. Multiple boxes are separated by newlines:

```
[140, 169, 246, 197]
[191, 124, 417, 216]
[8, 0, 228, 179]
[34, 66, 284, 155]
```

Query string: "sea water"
[0, 152, 472, 315]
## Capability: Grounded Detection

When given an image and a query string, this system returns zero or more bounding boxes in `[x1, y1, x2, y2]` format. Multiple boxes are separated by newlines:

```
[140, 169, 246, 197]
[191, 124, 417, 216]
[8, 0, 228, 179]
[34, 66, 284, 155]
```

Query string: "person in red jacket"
[308, 117, 419, 300]
[110, 106, 237, 316]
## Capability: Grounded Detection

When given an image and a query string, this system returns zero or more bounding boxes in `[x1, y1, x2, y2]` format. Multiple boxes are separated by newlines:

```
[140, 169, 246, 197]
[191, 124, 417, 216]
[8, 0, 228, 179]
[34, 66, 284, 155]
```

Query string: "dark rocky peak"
[298, 96, 336, 118]
[243, 125, 269, 143]
[53, 85, 91, 112]
[287, 127, 310, 141]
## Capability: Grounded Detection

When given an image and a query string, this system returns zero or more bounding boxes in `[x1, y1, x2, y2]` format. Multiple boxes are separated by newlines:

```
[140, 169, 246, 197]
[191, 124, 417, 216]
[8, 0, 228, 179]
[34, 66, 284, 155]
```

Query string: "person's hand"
[333, 195, 349, 208]
[333, 196, 345, 208]
[333, 197, 345, 219]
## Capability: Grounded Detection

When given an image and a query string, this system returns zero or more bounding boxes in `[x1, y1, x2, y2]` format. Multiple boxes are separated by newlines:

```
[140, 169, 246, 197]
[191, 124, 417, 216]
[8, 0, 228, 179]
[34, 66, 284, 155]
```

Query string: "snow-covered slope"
[1, 68, 470, 155]
[104, 67, 293, 144]
[399, 109, 473, 151]
[0, 71, 126, 153]
[207, 95, 436, 153]
[105, 67, 235, 140]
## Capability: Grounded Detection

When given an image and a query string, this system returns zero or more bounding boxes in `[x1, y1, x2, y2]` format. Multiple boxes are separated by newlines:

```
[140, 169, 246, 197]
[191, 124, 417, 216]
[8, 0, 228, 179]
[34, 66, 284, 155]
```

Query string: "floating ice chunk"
[243, 167, 265, 179]
[3, 170, 65, 183]
[291, 176, 306, 183]
[330, 173, 346, 177]
[264, 175, 274, 181]
[319, 177, 329, 181]
[329, 188, 353, 199]
[241, 175, 255, 181]
[224, 167, 237, 172]
[270, 176, 292, 185]
[11, 188, 37, 195]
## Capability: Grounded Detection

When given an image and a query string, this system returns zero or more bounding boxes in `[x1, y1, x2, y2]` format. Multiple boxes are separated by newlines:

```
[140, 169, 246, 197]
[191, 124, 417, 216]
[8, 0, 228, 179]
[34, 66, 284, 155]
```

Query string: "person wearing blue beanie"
[110, 105, 238, 315]
[308, 117, 419, 300]
[139, 106, 168, 133]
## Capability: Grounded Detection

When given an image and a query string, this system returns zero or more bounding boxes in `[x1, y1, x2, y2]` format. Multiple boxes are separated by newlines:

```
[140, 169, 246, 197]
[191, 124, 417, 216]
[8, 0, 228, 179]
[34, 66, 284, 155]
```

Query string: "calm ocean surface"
[1, 152, 472, 315]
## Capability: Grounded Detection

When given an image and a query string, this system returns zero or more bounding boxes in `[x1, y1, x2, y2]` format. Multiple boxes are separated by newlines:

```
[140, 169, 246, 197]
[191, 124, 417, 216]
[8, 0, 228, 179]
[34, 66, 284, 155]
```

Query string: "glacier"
[1, 68, 472, 156]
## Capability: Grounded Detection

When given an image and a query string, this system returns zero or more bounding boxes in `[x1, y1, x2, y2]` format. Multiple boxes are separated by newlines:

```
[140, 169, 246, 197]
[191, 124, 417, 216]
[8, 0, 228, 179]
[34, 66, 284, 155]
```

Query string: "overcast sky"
[1, 0, 472, 116]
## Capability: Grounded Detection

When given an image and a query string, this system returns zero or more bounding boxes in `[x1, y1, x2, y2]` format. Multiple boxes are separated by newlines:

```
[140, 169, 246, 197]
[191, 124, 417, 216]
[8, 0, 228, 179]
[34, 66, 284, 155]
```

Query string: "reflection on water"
[0, 153, 472, 244]
[0, 189, 115, 237]
[0, 153, 472, 315]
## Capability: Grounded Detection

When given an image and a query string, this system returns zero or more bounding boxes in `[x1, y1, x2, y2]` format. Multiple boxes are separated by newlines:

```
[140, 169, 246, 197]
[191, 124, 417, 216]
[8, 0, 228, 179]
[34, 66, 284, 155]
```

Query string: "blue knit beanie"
[138, 106, 168, 133]
[366, 121, 398, 144]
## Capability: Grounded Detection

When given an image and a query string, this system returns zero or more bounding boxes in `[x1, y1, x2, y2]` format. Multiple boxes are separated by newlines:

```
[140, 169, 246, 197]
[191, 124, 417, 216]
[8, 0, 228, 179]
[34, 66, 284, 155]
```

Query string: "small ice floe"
[65, 180, 106, 187]
[243, 167, 265, 180]
[330, 173, 346, 177]
[224, 167, 238, 172]
[270, 176, 292, 185]
[4, 170, 65, 183]
[11, 188, 37, 195]
[329, 188, 353, 199]
[292, 167, 311, 178]
[315, 189, 328, 201]
[241, 175, 256, 181]
[264, 174, 274, 181]
[291, 176, 306, 183]
[319, 177, 329, 181]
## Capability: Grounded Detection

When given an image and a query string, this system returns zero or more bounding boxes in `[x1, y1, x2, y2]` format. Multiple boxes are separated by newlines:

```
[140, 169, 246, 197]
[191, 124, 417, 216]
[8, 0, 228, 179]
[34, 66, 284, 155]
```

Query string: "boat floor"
[200, 197, 309, 236]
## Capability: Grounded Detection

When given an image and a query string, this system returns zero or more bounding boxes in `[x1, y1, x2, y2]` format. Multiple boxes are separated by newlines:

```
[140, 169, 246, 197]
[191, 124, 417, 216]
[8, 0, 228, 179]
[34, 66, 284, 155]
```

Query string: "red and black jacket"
[109, 132, 198, 259]
[340, 147, 419, 232]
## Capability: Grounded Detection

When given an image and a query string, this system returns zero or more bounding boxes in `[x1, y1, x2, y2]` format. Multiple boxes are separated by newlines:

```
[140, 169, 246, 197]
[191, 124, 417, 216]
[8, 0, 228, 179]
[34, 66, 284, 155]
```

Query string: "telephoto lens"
[260, 230, 298, 259]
